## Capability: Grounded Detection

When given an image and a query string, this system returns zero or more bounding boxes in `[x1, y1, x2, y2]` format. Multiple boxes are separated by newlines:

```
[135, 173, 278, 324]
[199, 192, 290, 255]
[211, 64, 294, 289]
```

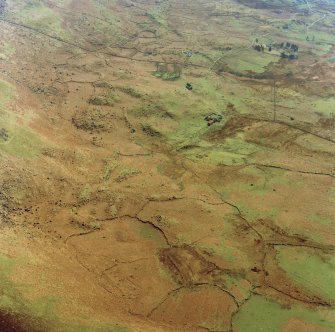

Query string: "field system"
[0, 0, 334, 331]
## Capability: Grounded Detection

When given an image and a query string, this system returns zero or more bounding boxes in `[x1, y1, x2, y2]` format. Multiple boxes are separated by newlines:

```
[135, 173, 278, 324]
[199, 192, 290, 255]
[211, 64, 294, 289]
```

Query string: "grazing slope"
[0, 0, 334, 331]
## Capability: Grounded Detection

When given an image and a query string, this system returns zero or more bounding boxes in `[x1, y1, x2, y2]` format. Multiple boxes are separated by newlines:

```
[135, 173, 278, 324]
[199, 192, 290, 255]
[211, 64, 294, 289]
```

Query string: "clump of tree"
[272, 41, 299, 60]
[280, 42, 299, 52]
[280, 52, 298, 60]
[154, 62, 182, 80]
[253, 39, 266, 52]
[281, 42, 299, 59]
[254, 44, 265, 52]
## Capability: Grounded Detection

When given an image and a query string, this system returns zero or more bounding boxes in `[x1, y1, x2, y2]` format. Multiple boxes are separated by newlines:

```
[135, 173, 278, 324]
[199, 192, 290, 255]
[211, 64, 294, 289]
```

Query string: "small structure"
[204, 113, 222, 126]
[185, 83, 193, 91]
[186, 51, 193, 58]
